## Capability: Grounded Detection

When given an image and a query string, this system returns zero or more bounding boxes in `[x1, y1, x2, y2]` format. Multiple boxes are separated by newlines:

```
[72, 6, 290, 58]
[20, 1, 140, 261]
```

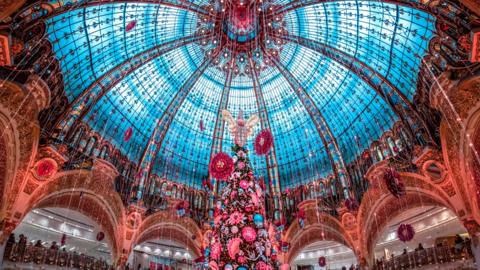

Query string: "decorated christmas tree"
[205, 110, 279, 270]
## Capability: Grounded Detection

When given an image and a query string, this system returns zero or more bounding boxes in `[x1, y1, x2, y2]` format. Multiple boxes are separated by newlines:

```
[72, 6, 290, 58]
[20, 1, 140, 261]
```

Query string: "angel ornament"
[222, 109, 259, 147]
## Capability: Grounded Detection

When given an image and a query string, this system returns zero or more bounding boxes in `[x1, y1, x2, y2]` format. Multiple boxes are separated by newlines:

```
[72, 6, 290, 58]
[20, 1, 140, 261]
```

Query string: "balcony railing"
[4, 243, 113, 270]
[372, 246, 474, 270]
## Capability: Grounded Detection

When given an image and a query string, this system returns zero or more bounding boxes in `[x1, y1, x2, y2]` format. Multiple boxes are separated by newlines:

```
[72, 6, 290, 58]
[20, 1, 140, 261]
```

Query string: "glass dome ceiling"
[46, 0, 435, 189]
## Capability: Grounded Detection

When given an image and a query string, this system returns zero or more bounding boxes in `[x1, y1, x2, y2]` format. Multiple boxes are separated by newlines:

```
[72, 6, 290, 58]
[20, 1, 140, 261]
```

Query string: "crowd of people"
[4, 233, 113, 270]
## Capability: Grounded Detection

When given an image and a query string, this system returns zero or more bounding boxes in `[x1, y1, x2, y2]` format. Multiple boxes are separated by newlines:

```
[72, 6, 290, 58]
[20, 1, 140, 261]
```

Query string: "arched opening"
[370, 206, 473, 269]
[132, 238, 195, 270]
[131, 211, 203, 269]
[4, 207, 113, 268]
[291, 240, 357, 270]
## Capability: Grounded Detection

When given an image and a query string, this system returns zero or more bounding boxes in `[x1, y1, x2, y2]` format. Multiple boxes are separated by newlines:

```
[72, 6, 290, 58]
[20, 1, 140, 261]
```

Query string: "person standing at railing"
[455, 234, 465, 255]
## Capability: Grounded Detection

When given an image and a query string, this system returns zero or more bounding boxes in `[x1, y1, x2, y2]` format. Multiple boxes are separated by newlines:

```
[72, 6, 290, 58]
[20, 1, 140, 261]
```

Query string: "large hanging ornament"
[384, 168, 405, 198]
[253, 213, 264, 228]
[60, 233, 66, 246]
[318, 256, 326, 267]
[96, 232, 105, 241]
[254, 129, 274, 155]
[397, 223, 415, 242]
[34, 158, 58, 179]
[209, 152, 234, 180]
[123, 127, 133, 142]
[125, 21, 137, 32]
[200, 119, 205, 131]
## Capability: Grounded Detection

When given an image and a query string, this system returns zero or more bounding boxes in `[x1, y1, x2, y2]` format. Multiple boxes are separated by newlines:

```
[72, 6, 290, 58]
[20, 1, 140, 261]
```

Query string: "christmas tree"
[205, 110, 279, 270]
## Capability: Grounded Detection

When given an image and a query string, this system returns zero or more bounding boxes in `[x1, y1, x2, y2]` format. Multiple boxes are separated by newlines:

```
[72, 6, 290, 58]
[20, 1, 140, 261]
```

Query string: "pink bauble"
[239, 180, 249, 189]
[237, 161, 246, 169]
[231, 226, 239, 234]
[238, 256, 246, 264]
[241, 226, 257, 243]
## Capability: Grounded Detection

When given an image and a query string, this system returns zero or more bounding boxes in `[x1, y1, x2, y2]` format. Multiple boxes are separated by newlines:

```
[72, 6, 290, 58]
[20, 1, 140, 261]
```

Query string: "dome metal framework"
[44, 0, 436, 190]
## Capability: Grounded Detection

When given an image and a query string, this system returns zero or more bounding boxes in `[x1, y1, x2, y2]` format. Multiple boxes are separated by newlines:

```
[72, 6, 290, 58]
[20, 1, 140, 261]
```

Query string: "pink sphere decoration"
[237, 161, 246, 170]
[241, 226, 257, 243]
[239, 180, 249, 189]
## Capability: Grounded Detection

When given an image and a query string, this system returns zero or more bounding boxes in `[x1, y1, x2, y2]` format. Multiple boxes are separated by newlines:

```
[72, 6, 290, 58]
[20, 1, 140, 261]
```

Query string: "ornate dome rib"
[44, 0, 436, 190]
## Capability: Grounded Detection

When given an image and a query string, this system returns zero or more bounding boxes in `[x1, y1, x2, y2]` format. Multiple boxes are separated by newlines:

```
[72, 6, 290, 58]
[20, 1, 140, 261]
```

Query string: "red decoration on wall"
[384, 168, 405, 198]
[254, 129, 273, 155]
[209, 152, 234, 180]
[318, 256, 326, 267]
[123, 127, 133, 142]
[125, 21, 137, 32]
[96, 232, 105, 241]
[35, 158, 57, 179]
[397, 223, 415, 242]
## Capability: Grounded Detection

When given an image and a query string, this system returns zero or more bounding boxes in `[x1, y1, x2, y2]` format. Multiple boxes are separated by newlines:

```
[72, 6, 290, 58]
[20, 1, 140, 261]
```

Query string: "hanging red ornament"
[384, 168, 405, 198]
[123, 127, 133, 142]
[397, 223, 415, 242]
[318, 256, 326, 267]
[209, 152, 234, 180]
[96, 232, 105, 241]
[254, 129, 274, 155]
[199, 119, 205, 131]
[35, 158, 58, 179]
[60, 233, 66, 246]
[125, 21, 137, 32]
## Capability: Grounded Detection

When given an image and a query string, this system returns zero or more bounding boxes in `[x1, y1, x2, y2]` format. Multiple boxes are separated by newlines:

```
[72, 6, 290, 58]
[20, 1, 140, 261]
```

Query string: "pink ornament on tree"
[239, 180, 249, 189]
[241, 226, 257, 243]
[237, 161, 246, 170]
[209, 152, 234, 180]
[227, 238, 242, 259]
[211, 242, 222, 260]
[254, 129, 274, 155]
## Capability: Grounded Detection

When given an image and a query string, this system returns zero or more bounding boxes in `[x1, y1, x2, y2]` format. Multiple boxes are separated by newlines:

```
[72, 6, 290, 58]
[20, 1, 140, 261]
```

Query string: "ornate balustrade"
[372, 246, 473, 270]
[4, 243, 113, 270]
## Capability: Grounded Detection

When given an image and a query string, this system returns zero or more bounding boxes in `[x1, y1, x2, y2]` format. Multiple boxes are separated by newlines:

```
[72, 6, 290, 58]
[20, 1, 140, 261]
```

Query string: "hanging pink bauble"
[227, 238, 242, 259]
[96, 232, 105, 241]
[209, 152, 234, 180]
[123, 127, 133, 142]
[397, 223, 415, 242]
[254, 129, 274, 155]
[318, 256, 326, 267]
[125, 21, 137, 32]
[199, 119, 205, 131]
[231, 226, 239, 234]
[241, 226, 257, 243]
